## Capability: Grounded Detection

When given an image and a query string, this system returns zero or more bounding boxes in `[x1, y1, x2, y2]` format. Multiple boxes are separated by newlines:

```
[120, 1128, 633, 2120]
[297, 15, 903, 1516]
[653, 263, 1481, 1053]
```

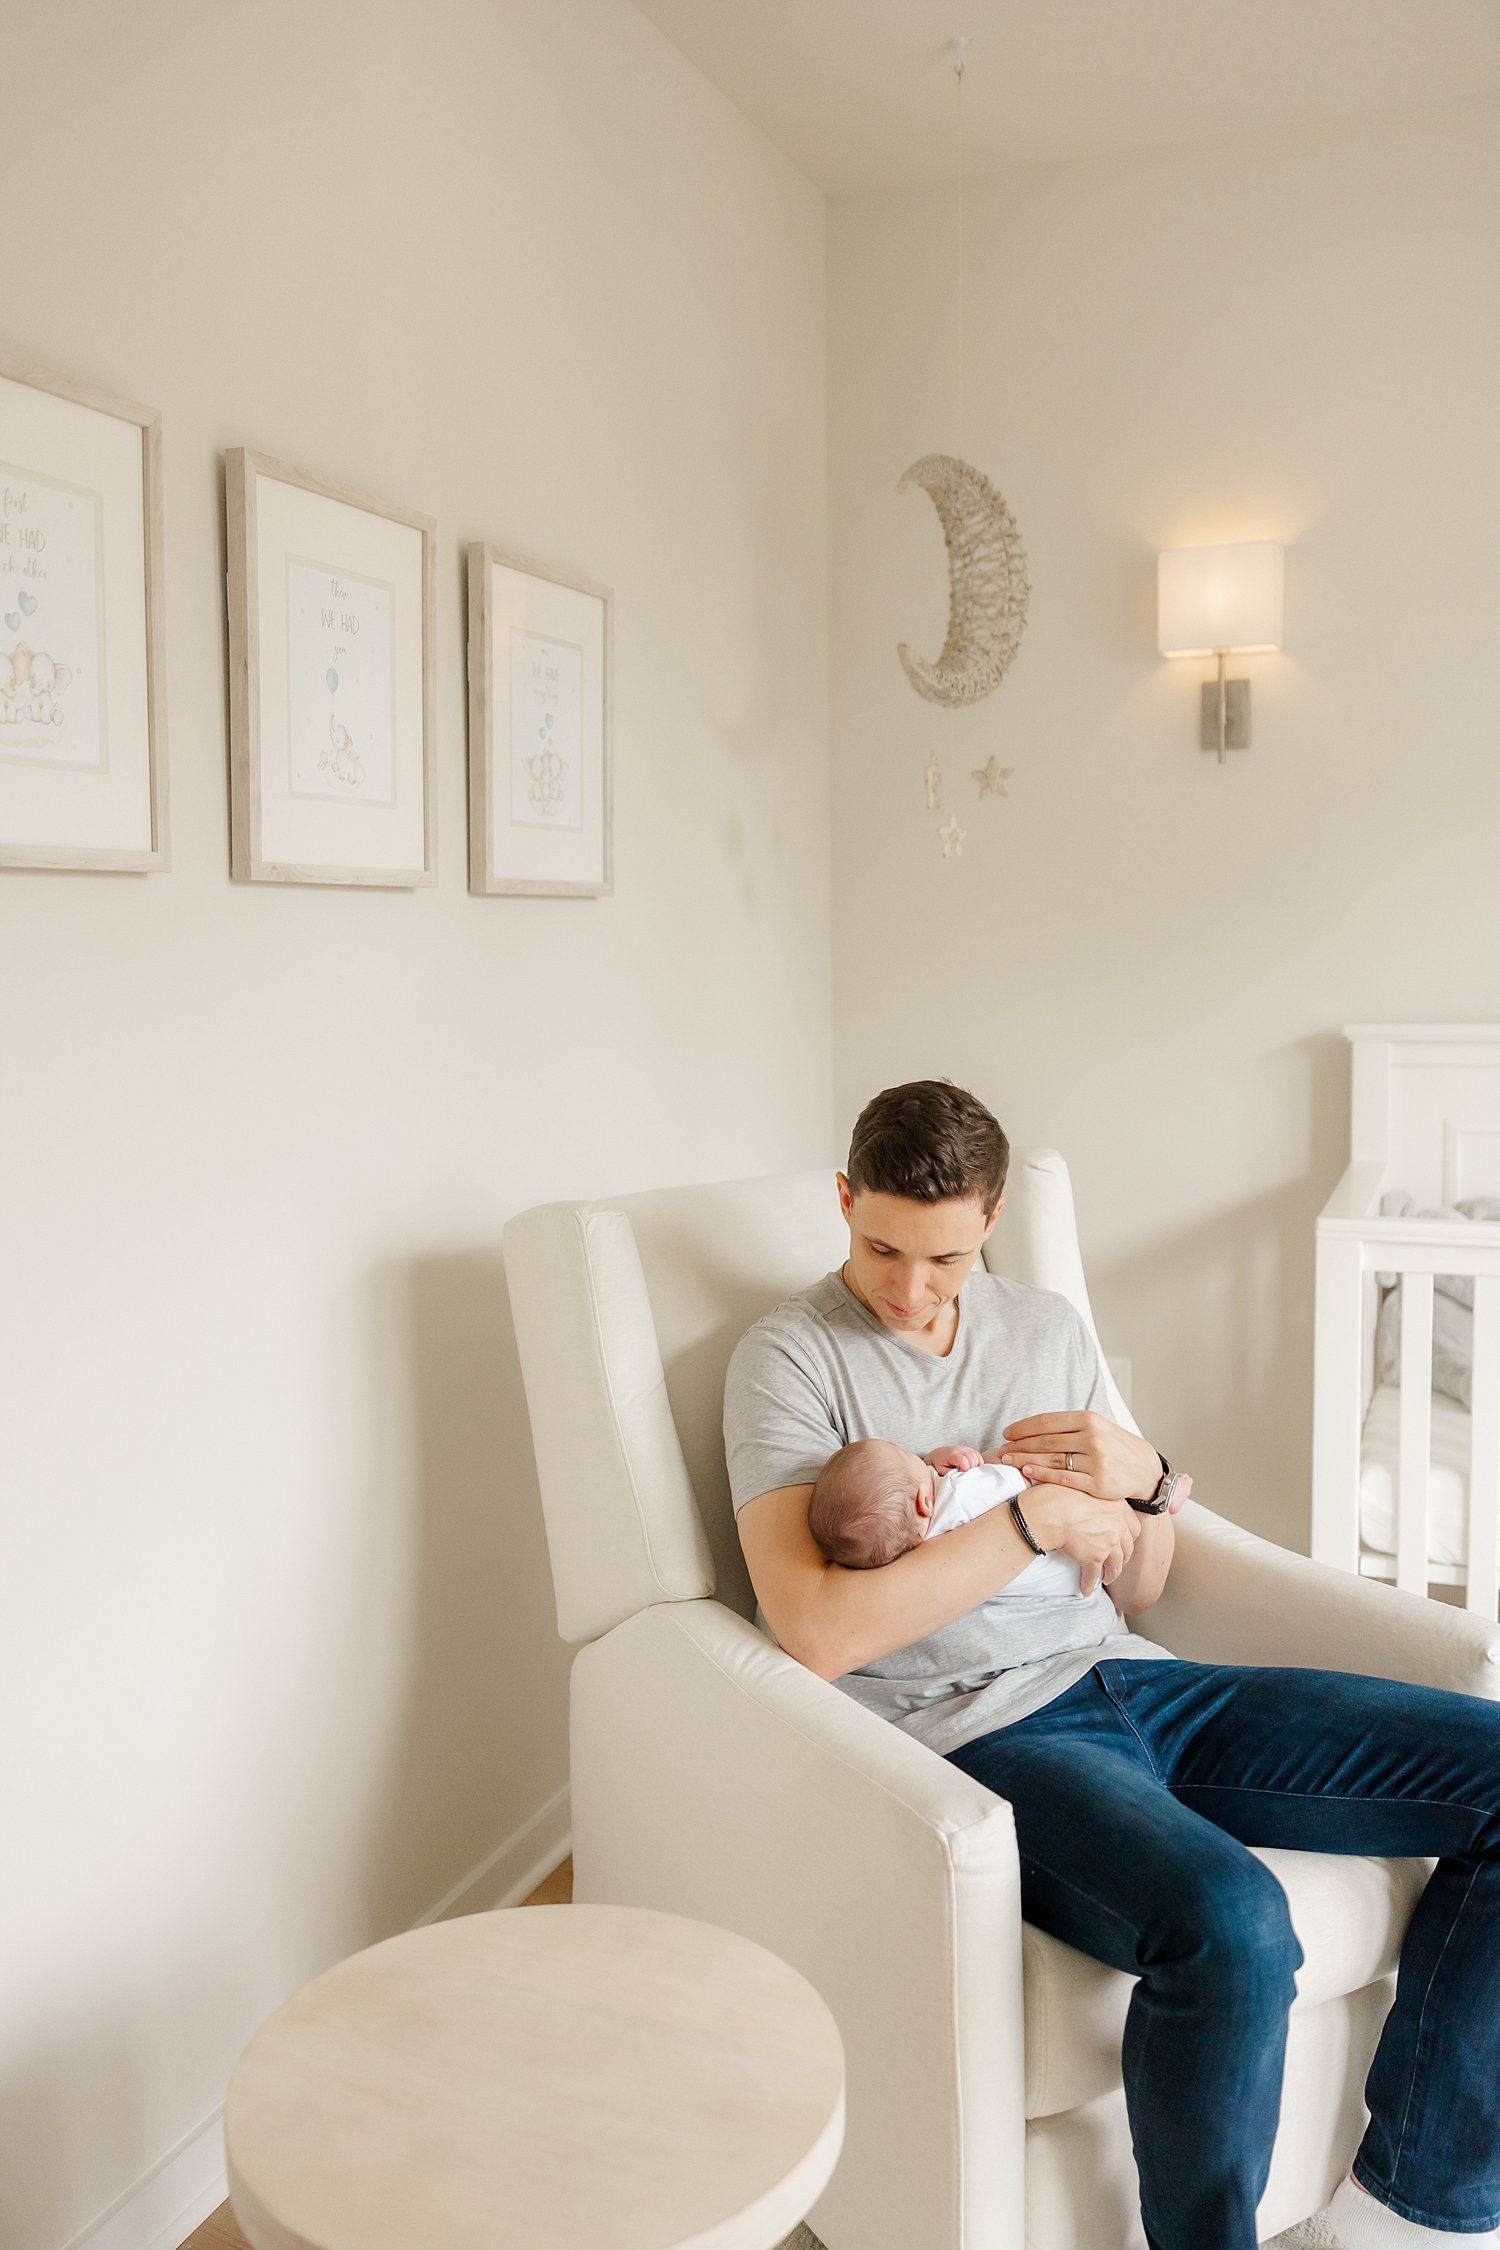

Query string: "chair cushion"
[1022, 1848, 1430, 2118]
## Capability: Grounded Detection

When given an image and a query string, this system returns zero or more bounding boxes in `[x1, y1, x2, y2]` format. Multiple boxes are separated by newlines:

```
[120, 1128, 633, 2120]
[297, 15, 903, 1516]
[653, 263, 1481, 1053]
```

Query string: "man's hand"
[997, 1412, 1163, 1506]
[1020, 1482, 1140, 1598]
[923, 1444, 984, 1474]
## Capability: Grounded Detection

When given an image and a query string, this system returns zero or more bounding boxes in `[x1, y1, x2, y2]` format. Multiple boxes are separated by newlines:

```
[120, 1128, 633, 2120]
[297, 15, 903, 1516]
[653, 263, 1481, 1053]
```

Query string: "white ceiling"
[632, 0, 1500, 192]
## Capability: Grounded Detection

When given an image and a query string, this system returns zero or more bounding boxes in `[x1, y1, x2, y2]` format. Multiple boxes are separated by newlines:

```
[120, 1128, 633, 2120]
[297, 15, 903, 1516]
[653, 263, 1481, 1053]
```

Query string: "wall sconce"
[1157, 541, 1284, 762]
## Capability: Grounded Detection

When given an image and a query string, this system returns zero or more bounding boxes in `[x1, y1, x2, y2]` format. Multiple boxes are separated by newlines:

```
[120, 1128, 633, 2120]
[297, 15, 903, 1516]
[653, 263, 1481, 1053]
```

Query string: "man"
[724, 1079, 1500, 2250]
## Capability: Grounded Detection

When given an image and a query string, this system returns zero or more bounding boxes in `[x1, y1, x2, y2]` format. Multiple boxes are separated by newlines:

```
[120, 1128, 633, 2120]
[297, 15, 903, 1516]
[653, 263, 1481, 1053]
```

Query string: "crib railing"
[1314, 1161, 1500, 1617]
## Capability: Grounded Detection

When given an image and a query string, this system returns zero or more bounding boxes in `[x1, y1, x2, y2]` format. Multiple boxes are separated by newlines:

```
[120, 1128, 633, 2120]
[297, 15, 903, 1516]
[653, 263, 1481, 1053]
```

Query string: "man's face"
[837, 1177, 1000, 1338]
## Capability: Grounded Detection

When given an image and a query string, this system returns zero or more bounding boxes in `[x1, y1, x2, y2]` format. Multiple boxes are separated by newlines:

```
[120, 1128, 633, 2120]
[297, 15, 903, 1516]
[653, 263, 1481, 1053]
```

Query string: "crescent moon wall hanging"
[897, 451, 1031, 707]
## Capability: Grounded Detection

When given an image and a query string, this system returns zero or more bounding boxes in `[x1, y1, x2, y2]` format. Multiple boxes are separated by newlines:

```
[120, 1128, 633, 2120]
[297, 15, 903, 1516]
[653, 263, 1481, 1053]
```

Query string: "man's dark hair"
[846, 1079, 1009, 1214]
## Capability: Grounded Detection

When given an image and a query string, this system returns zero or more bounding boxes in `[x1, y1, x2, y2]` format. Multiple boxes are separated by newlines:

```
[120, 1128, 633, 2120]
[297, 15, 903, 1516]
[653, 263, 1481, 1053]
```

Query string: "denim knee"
[1465, 1703, 1500, 1848]
[1160, 1857, 1302, 2008]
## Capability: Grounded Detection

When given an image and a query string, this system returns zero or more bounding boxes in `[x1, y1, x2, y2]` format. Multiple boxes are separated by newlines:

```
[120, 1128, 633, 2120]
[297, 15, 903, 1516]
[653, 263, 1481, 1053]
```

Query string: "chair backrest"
[984, 1150, 1135, 1433]
[505, 1149, 1123, 1646]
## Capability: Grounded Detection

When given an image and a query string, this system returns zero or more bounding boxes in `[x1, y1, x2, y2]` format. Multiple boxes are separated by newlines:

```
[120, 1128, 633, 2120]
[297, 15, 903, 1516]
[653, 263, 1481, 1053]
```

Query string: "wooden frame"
[0, 351, 168, 872]
[466, 541, 612, 898]
[227, 447, 436, 888]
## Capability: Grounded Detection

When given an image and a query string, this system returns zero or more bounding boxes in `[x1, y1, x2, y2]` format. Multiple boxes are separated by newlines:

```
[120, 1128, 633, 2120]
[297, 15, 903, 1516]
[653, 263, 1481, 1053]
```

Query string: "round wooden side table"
[225, 1904, 845, 2250]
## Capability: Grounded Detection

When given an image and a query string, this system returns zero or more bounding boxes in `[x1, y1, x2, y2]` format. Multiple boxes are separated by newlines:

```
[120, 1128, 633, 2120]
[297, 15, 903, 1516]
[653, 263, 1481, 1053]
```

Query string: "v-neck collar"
[835, 1268, 966, 1362]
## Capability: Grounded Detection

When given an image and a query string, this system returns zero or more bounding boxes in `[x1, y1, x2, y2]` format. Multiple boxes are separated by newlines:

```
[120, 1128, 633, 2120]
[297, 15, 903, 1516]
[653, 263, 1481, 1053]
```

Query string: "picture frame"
[466, 542, 612, 898]
[0, 351, 168, 873]
[226, 447, 435, 888]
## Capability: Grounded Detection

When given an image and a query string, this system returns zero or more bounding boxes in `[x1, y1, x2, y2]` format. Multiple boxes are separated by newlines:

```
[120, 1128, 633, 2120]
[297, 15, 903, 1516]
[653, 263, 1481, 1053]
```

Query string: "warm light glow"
[1157, 542, 1284, 658]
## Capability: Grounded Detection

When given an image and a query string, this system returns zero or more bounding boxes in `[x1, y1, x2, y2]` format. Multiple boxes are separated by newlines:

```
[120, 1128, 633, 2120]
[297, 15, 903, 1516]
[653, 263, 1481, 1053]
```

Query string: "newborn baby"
[808, 1437, 1081, 1597]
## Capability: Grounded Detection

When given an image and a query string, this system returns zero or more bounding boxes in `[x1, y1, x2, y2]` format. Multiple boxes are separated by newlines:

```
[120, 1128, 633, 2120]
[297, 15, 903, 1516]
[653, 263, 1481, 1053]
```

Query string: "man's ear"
[981, 1193, 1005, 1242]
[836, 1171, 854, 1222]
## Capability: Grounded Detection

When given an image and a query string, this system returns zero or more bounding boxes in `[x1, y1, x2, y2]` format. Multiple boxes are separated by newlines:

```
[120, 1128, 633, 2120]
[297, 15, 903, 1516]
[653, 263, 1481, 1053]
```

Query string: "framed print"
[0, 352, 167, 872]
[466, 542, 612, 897]
[226, 448, 435, 887]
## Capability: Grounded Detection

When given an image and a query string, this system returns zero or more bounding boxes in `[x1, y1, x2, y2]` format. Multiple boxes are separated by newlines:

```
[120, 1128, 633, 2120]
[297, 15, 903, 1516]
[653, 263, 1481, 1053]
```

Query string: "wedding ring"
[1065, 1451, 1075, 1472]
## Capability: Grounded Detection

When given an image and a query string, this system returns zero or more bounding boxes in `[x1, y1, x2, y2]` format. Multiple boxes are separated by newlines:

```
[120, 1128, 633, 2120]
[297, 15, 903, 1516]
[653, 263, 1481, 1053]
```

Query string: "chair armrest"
[1147, 1501, 1500, 1696]
[569, 1599, 1025, 2250]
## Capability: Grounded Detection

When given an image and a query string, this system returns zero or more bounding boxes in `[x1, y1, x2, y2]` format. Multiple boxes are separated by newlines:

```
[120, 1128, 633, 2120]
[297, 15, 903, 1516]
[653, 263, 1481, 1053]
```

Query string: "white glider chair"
[504, 1154, 1500, 2250]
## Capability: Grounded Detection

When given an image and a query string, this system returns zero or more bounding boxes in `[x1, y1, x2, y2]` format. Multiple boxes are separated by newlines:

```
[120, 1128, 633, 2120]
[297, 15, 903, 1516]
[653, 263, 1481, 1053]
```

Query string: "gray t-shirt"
[724, 1269, 1172, 1752]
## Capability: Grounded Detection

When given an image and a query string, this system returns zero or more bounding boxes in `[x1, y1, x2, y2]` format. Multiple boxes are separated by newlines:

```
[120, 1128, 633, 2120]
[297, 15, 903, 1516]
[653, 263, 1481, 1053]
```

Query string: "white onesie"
[926, 1460, 1084, 1601]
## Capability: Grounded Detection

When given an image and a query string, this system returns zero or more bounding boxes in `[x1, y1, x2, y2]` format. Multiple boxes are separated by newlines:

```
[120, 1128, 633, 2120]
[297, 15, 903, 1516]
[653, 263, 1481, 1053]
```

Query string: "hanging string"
[954, 35, 968, 451]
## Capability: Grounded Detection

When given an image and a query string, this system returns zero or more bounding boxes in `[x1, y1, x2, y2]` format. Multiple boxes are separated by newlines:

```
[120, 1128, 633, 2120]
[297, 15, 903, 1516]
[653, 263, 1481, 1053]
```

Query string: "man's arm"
[738, 1479, 1139, 1681]
[996, 1403, 1177, 1615]
[1107, 1508, 1174, 1616]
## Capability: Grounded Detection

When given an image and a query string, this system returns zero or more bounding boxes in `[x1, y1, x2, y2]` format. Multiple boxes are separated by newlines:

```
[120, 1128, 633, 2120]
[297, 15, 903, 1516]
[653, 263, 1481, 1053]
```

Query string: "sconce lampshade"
[1157, 542, 1284, 658]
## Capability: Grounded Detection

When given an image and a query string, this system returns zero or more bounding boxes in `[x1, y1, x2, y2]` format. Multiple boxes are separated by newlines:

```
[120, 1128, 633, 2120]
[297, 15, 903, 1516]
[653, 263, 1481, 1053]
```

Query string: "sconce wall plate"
[1201, 678, 1250, 751]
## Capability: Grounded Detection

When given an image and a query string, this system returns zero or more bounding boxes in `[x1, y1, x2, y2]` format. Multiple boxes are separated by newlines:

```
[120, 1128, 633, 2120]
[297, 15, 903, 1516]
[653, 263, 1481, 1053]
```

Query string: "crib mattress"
[1360, 1382, 1474, 1565]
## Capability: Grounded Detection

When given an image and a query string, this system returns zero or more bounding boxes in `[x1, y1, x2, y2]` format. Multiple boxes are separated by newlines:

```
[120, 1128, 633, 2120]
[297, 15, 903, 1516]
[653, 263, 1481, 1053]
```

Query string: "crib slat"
[1468, 1278, 1500, 1620]
[1396, 1273, 1434, 1596]
[1312, 1233, 1366, 1572]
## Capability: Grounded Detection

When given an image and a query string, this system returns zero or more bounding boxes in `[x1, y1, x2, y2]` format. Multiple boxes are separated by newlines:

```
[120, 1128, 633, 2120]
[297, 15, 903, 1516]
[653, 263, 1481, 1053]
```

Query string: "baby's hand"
[924, 1444, 984, 1474]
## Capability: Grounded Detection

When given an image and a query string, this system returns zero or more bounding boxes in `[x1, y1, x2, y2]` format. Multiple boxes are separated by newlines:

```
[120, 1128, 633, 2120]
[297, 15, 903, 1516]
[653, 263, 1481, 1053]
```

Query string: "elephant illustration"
[0, 643, 71, 727]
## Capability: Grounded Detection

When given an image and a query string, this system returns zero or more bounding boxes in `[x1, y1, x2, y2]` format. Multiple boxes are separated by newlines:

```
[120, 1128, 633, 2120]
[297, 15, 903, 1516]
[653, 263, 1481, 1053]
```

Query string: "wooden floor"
[185, 1857, 574, 2250]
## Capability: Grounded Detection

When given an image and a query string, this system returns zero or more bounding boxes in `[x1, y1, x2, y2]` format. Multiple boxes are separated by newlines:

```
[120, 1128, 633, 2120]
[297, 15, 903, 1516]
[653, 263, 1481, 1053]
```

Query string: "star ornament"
[972, 757, 1012, 800]
[938, 815, 966, 858]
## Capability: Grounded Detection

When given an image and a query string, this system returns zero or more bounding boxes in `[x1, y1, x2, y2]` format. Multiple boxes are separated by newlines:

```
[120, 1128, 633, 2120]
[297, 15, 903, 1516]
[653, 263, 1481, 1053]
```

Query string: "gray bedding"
[1374, 1190, 1500, 1410]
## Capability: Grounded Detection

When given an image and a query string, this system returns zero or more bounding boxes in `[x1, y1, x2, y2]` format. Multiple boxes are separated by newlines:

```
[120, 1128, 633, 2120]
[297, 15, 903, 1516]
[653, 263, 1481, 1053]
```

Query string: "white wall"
[0, 5, 831, 2245]
[828, 96, 1500, 1550]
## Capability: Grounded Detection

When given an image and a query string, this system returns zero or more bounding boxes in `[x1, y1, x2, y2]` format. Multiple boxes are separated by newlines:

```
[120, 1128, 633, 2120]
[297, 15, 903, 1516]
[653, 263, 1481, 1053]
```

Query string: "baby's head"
[808, 1438, 935, 1569]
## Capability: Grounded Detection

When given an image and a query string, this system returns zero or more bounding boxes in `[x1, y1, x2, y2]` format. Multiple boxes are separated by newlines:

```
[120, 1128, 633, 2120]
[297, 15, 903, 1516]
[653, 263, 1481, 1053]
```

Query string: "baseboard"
[58, 2112, 228, 2250]
[419, 1782, 572, 1922]
[59, 1787, 572, 2250]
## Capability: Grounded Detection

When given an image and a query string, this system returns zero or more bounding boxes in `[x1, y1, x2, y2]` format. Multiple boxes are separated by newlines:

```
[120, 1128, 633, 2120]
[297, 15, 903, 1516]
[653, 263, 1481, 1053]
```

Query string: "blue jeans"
[946, 1660, 1500, 2248]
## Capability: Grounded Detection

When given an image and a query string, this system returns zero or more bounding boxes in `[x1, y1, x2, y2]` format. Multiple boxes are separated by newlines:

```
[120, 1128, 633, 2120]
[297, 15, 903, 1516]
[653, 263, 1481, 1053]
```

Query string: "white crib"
[1313, 1026, 1500, 1617]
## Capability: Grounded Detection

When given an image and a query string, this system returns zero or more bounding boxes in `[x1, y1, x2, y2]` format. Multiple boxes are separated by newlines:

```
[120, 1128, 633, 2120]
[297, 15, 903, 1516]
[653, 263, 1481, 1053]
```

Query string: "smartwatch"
[1128, 1455, 1188, 1516]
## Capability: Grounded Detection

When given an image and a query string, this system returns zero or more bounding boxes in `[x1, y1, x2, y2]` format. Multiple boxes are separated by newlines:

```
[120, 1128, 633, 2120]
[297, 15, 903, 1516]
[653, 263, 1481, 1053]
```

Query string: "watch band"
[1127, 1454, 1177, 1516]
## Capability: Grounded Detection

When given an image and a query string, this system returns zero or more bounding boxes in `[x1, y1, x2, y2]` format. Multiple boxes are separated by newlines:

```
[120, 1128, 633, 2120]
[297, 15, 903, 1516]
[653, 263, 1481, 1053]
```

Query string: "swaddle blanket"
[1374, 1190, 1500, 1410]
